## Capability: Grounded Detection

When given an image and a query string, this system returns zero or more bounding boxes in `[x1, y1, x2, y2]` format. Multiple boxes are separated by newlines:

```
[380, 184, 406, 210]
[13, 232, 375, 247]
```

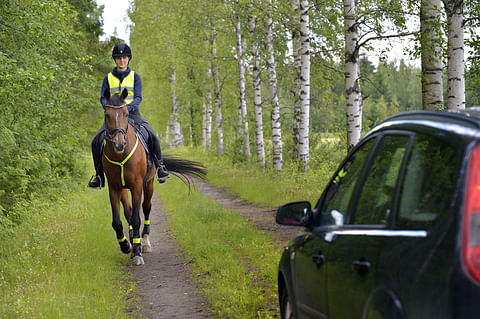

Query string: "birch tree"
[299, 0, 311, 172]
[421, 0, 444, 110]
[265, 0, 283, 171]
[234, 0, 250, 158]
[344, 0, 362, 150]
[202, 67, 213, 148]
[211, 20, 224, 157]
[292, 0, 302, 160]
[169, 68, 184, 147]
[248, 2, 265, 168]
[444, 0, 466, 110]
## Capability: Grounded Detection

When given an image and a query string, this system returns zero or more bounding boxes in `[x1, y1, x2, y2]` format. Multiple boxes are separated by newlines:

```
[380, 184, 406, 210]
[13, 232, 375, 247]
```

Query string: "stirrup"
[88, 175, 104, 189]
[156, 167, 170, 183]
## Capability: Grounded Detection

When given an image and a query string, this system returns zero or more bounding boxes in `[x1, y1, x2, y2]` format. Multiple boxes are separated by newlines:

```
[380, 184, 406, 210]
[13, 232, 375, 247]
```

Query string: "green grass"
[0, 181, 137, 318]
[167, 142, 346, 208]
[157, 179, 281, 318]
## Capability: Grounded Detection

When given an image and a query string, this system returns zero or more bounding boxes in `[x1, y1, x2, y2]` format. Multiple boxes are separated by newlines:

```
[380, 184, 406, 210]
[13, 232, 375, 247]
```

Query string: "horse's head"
[104, 88, 129, 154]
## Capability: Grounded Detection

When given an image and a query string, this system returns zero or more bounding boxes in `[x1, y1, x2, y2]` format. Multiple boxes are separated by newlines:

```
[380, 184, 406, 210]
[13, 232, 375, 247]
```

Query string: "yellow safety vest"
[107, 71, 135, 104]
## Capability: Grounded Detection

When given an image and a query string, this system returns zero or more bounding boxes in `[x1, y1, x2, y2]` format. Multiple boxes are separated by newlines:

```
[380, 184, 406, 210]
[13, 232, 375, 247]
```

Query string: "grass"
[166, 141, 346, 208]
[0, 175, 137, 318]
[157, 179, 281, 318]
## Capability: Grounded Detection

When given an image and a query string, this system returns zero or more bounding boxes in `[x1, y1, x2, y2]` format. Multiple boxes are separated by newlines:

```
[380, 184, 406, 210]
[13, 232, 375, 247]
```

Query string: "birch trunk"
[211, 20, 224, 156]
[446, 0, 465, 110]
[202, 64, 213, 148]
[344, 0, 362, 151]
[265, 0, 282, 171]
[248, 3, 265, 168]
[421, 0, 444, 110]
[169, 68, 184, 147]
[235, 7, 250, 158]
[299, 0, 310, 172]
[292, 0, 301, 160]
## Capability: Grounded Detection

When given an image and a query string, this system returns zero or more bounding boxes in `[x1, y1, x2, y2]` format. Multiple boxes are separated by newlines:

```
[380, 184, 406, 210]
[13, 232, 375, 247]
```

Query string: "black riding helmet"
[112, 43, 132, 60]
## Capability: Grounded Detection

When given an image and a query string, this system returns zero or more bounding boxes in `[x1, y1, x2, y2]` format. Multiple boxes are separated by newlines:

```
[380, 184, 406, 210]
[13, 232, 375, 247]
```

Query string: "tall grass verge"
[166, 139, 346, 207]
[157, 179, 281, 318]
[0, 163, 136, 318]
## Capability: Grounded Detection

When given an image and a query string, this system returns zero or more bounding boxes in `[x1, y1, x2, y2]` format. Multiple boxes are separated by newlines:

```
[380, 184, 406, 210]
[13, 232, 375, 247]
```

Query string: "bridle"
[103, 102, 139, 187]
[105, 103, 128, 143]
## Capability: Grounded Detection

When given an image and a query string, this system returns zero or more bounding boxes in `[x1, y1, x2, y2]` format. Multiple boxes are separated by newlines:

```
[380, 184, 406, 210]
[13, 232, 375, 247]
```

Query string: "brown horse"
[102, 89, 206, 265]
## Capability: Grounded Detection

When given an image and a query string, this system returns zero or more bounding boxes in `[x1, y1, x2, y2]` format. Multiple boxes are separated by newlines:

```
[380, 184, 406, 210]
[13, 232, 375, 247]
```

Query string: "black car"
[276, 109, 480, 319]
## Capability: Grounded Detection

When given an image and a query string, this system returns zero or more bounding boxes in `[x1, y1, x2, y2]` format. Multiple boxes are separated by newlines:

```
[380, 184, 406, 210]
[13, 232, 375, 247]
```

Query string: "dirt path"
[127, 179, 301, 318]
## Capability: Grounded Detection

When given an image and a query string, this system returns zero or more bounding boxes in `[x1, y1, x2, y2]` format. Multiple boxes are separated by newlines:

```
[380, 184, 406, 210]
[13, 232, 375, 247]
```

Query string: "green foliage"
[0, 0, 106, 228]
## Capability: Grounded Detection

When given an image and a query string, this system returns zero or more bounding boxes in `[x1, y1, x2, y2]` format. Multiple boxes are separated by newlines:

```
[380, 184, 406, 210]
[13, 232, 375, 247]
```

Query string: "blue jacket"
[100, 67, 142, 115]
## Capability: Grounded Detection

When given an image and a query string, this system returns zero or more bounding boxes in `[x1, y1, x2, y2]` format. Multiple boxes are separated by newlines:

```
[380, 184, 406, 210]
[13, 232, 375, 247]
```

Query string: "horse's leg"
[109, 188, 131, 254]
[131, 185, 144, 265]
[141, 179, 154, 253]
[120, 189, 133, 243]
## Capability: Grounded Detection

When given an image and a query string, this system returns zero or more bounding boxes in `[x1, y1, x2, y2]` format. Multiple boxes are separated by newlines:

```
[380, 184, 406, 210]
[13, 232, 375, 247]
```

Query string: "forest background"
[1, 0, 480, 234]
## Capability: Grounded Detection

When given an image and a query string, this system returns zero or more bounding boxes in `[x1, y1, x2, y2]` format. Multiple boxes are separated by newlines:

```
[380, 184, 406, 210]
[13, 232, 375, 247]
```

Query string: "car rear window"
[395, 134, 459, 229]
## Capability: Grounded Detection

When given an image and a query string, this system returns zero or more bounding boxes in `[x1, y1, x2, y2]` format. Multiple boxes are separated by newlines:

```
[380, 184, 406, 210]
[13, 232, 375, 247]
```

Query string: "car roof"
[366, 108, 480, 140]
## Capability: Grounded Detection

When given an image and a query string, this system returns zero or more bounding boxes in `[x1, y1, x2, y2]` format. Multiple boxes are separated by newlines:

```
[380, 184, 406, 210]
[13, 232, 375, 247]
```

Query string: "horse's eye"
[105, 114, 111, 119]
[126, 113, 129, 117]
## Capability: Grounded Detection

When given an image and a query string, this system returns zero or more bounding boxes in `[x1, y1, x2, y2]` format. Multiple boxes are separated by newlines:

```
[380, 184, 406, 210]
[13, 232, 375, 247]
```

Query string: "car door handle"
[312, 253, 326, 268]
[353, 259, 371, 276]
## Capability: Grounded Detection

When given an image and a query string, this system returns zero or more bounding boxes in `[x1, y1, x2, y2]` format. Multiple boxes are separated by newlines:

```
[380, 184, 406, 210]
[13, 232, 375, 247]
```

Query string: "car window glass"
[354, 135, 409, 225]
[321, 138, 376, 225]
[396, 134, 459, 229]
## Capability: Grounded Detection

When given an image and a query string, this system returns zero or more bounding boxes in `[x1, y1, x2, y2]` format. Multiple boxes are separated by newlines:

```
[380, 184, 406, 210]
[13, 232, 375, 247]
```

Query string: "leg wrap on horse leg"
[118, 236, 132, 254]
[142, 219, 150, 236]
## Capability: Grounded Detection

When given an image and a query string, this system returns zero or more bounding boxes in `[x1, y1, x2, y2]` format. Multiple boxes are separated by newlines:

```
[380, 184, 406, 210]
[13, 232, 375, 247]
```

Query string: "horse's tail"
[163, 156, 207, 186]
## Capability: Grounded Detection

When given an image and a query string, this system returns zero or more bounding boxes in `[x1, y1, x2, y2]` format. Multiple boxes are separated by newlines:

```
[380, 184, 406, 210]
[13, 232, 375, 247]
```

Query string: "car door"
[325, 133, 411, 318]
[374, 133, 461, 319]
[292, 137, 378, 318]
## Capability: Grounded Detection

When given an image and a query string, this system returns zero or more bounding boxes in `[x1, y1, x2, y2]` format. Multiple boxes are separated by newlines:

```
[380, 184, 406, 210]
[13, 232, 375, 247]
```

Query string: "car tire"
[280, 287, 294, 319]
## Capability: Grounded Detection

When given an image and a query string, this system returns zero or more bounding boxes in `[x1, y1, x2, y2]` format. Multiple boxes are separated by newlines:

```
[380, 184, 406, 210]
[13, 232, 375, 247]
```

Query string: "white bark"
[344, 0, 362, 151]
[446, 0, 465, 110]
[202, 67, 213, 149]
[299, 0, 310, 172]
[248, 3, 265, 168]
[421, 0, 444, 110]
[235, 6, 250, 158]
[211, 20, 224, 156]
[169, 68, 184, 147]
[265, 0, 282, 171]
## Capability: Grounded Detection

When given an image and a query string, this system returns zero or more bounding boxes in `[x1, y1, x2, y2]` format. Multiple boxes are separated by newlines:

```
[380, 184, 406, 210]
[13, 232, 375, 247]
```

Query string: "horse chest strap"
[104, 134, 139, 187]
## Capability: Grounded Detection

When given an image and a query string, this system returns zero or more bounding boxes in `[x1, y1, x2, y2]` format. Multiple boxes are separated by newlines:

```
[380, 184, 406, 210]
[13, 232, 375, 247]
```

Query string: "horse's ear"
[104, 88, 111, 102]
[121, 88, 128, 101]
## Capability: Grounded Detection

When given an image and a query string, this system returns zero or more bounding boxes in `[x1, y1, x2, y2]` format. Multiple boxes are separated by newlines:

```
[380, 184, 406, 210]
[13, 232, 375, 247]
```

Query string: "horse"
[102, 88, 207, 265]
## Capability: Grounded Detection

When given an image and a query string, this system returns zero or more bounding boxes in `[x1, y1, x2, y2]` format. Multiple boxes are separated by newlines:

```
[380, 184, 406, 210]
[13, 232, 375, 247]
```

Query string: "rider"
[88, 43, 169, 188]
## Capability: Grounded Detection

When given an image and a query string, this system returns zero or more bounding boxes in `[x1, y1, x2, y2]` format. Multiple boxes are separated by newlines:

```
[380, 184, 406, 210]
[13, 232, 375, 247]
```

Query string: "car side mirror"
[276, 201, 312, 227]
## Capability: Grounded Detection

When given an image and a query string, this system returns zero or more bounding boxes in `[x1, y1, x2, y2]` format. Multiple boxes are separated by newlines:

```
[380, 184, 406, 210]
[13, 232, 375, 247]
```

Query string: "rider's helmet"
[112, 43, 132, 60]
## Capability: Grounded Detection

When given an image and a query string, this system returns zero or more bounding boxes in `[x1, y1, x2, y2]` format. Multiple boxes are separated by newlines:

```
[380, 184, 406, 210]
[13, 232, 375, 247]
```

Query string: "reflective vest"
[107, 71, 135, 104]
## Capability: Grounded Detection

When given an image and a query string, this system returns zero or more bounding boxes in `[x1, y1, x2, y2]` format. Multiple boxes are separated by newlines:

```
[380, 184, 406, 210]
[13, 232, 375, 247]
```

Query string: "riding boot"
[88, 129, 106, 189]
[150, 134, 169, 183]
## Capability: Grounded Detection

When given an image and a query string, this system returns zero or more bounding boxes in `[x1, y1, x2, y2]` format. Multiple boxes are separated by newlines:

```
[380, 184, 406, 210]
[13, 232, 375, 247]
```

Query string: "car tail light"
[463, 143, 480, 283]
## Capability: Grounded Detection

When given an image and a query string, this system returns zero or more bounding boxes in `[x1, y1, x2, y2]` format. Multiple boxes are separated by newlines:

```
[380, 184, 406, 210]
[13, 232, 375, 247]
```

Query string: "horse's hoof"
[133, 255, 144, 266]
[142, 235, 152, 253]
[120, 241, 132, 254]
